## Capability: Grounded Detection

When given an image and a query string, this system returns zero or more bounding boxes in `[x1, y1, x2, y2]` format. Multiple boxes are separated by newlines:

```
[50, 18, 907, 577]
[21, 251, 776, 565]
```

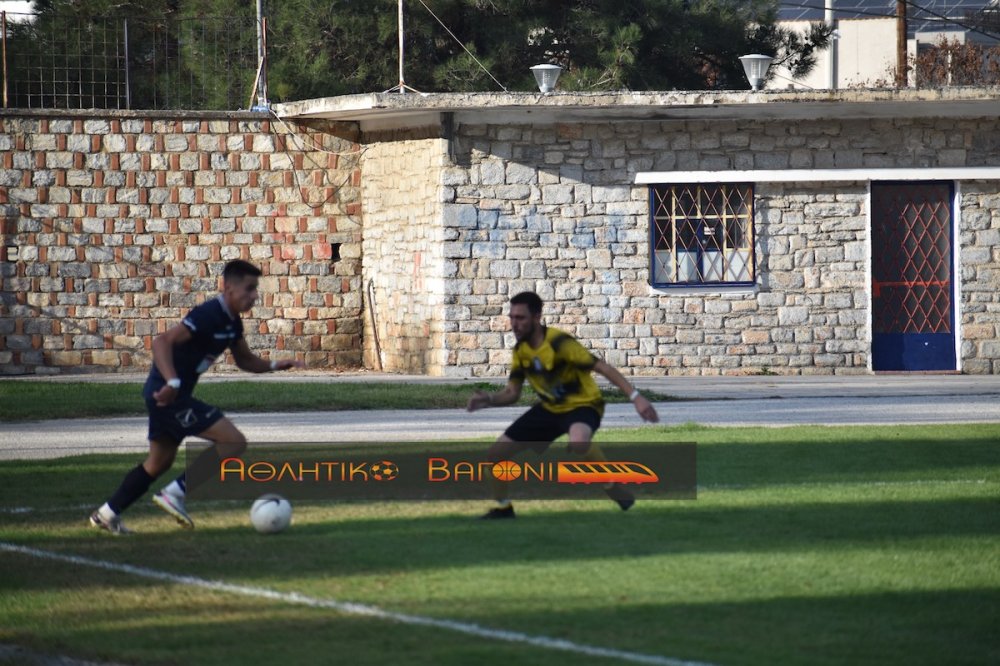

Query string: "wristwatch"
[166, 378, 182, 390]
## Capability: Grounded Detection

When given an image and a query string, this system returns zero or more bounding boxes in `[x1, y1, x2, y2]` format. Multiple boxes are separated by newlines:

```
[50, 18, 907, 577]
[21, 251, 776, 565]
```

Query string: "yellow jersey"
[510, 327, 604, 415]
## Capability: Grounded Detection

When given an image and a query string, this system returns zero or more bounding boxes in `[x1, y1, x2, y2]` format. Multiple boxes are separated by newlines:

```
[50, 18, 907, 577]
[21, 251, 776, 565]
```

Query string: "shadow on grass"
[2, 564, 997, 666]
[4, 490, 998, 584]
[480, 587, 1000, 666]
[0, 593, 591, 666]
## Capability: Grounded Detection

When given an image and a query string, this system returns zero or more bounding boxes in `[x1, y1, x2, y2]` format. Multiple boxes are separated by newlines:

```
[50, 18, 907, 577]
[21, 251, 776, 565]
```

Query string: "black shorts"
[504, 404, 602, 449]
[146, 395, 225, 444]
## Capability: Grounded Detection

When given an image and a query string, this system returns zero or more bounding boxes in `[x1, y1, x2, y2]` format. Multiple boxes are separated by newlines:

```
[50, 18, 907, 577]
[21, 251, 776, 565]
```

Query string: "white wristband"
[270, 360, 278, 371]
[629, 389, 641, 402]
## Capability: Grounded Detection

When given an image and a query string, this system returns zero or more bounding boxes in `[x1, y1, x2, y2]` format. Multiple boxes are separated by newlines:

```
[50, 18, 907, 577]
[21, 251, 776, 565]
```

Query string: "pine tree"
[5, 0, 833, 108]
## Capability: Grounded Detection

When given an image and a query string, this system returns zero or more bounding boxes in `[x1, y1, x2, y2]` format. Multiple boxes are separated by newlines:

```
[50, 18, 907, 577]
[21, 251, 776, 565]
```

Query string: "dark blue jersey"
[144, 296, 244, 399]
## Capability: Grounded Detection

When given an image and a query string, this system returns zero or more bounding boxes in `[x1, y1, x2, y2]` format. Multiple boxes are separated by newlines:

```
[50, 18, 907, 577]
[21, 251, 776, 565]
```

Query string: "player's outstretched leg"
[570, 437, 636, 512]
[153, 419, 247, 529]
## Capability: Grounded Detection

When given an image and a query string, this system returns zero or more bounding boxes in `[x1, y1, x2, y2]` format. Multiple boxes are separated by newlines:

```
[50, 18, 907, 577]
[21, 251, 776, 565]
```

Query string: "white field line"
[0, 503, 94, 514]
[0, 542, 714, 666]
[705, 479, 991, 491]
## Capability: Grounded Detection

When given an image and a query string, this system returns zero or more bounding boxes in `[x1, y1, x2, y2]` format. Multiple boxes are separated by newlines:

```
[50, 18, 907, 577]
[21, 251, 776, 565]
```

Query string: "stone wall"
[4, 107, 997, 377]
[959, 183, 1000, 374]
[431, 116, 1000, 376]
[0, 111, 364, 375]
[360, 128, 449, 374]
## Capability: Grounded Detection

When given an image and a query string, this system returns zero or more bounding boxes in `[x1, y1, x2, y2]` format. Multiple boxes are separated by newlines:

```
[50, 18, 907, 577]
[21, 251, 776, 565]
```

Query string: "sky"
[0, 1, 33, 20]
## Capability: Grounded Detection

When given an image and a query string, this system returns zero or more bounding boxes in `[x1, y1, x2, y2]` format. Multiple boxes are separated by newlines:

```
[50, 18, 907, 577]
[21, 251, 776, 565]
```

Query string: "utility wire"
[414, 0, 509, 92]
[779, 1, 1000, 40]
[769, 70, 819, 89]
[903, 0, 1000, 41]
[779, 1, 901, 20]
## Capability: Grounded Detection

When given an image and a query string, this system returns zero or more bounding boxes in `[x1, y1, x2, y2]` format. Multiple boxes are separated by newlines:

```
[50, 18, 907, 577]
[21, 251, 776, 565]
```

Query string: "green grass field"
[2, 423, 999, 665]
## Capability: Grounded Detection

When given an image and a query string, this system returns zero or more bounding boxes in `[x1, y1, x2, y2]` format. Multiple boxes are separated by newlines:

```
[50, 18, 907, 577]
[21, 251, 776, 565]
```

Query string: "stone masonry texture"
[3, 108, 999, 377]
[0, 111, 363, 375]
[363, 115, 1000, 376]
[361, 129, 449, 374]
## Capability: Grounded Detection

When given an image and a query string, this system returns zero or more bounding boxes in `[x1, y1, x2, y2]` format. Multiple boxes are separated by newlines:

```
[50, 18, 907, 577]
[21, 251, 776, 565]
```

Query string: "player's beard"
[514, 320, 538, 344]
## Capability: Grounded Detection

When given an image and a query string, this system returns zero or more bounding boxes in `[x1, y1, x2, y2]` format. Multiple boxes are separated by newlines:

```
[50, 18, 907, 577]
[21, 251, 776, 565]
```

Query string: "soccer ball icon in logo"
[370, 460, 399, 481]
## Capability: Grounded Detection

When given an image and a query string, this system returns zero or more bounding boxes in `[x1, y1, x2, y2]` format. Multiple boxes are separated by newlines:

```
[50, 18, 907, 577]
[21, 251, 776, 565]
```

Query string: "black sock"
[107, 464, 155, 515]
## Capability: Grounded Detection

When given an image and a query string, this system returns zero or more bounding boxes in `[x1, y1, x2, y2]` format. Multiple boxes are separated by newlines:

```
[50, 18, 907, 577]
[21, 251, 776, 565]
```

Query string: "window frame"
[647, 183, 757, 289]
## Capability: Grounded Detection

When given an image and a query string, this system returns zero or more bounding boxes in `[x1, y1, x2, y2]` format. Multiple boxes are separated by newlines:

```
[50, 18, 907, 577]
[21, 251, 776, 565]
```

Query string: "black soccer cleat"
[480, 505, 516, 520]
[604, 484, 635, 511]
[615, 497, 635, 511]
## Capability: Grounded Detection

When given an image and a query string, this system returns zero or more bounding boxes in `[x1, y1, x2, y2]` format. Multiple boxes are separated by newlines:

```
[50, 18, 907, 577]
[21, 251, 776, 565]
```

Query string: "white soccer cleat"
[153, 491, 195, 529]
[89, 510, 133, 536]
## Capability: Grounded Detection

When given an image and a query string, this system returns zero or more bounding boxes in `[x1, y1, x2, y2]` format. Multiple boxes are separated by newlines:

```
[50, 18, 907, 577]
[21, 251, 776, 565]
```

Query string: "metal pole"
[398, 0, 405, 94]
[2, 12, 8, 109]
[825, 0, 836, 89]
[896, 0, 908, 87]
[260, 16, 268, 106]
[124, 18, 131, 110]
[255, 0, 268, 108]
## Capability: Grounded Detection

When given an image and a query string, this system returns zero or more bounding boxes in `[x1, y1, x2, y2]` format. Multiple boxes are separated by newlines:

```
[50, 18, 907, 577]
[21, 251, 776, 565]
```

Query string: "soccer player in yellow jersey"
[467, 291, 659, 519]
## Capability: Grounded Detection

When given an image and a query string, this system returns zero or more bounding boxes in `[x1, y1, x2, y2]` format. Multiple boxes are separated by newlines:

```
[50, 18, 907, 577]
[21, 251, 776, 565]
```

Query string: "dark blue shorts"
[146, 395, 225, 444]
[504, 404, 602, 449]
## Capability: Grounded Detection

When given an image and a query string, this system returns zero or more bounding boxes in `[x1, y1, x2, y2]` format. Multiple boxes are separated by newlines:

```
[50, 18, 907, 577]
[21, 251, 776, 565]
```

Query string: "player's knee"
[567, 441, 591, 455]
[215, 435, 247, 458]
[487, 436, 515, 462]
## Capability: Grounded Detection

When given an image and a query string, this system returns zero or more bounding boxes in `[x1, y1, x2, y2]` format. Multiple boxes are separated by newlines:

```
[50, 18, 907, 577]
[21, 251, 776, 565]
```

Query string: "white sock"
[496, 499, 511, 509]
[163, 480, 185, 498]
[98, 503, 118, 521]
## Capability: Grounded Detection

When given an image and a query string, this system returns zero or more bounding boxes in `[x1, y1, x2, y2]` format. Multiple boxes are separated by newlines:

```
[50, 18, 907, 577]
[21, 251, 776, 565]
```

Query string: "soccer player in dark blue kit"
[90, 259, 304, 534]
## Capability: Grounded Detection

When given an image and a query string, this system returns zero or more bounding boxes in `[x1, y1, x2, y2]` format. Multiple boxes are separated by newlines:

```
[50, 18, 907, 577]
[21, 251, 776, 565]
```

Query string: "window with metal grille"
[649, 184, 756, 286]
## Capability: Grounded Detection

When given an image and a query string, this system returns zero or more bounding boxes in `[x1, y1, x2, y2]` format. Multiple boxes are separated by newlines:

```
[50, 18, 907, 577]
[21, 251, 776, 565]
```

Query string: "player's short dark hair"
[223, 259, 262, 283]
[510, 291, 543, 315]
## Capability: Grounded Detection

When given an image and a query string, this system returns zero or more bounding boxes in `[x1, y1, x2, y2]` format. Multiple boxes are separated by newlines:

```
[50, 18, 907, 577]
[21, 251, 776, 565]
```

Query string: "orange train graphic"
[556, 461, 660, 485]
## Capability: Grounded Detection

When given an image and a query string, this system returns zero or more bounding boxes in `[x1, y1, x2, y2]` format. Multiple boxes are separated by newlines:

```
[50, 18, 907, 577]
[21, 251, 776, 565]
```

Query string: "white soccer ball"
[250, 494, 292, 534]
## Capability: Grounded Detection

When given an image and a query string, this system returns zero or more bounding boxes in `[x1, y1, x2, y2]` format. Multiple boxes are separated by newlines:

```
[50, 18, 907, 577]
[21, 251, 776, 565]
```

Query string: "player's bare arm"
[231, 339, 305, 373]
[592, 360, 659, 423]
[151, 323, 193, 406]
[467, 379, 523, 412]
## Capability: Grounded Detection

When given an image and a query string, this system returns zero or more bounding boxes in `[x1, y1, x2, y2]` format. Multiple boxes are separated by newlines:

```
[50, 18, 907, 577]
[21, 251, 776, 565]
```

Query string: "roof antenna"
[385, 0, 422, 94]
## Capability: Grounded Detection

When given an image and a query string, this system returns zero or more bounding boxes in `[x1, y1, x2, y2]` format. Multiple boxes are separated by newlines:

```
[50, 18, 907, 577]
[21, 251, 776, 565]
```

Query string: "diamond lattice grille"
[872, 183, 952, 334]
